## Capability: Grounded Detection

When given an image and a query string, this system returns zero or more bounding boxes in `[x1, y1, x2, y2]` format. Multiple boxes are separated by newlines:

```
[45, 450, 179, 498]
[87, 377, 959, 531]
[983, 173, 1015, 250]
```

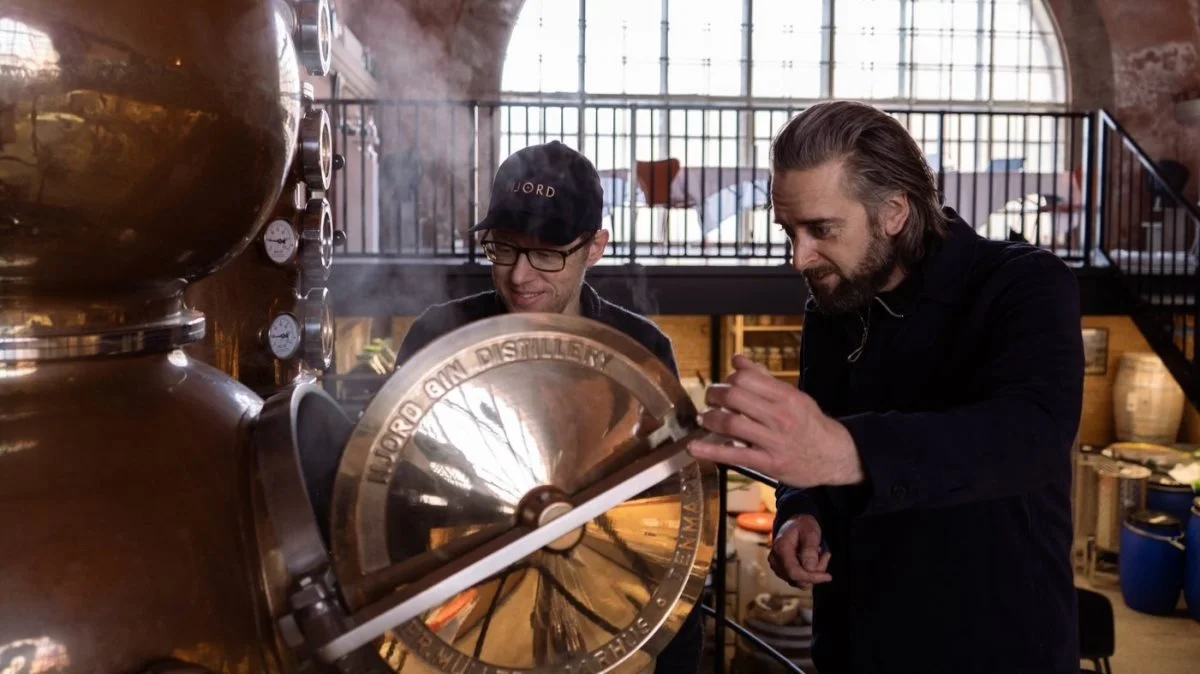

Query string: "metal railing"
[319, 99, 1091, 266]
[1094, 110, 1200, 405]
[706, 464, 812, 673]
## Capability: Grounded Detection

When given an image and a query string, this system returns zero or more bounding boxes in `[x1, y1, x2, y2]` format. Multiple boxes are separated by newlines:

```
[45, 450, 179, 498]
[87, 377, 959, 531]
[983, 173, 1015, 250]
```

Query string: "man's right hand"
[768, 514, 832, 589]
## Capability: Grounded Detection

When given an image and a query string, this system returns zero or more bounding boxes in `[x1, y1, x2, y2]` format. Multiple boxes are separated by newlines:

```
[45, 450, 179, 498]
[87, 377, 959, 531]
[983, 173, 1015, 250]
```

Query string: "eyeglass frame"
[480, 233, 596, 272]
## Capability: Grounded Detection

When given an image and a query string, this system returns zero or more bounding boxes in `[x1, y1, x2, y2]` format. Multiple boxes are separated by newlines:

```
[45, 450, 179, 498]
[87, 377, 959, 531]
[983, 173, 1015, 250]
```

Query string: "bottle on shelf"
[767, 347, 784, 372]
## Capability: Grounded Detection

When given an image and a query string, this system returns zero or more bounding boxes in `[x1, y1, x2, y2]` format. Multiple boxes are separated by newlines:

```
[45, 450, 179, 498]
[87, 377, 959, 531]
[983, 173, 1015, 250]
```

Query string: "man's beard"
[803, 221, 899, 314]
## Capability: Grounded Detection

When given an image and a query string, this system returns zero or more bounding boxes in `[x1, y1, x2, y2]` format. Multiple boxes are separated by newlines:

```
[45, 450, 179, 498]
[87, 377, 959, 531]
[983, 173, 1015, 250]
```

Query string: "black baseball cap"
[469, 141, 604, 247]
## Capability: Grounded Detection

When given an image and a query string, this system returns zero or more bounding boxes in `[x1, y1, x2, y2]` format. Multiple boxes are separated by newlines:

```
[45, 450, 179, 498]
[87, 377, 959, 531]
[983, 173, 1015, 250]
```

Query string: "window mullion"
[741, 0, 753, 167]
[975, 0, 986, 102]
[659, 0, 669, 158]
[898, 0, 910, 100]
[821, 0, 835, 98]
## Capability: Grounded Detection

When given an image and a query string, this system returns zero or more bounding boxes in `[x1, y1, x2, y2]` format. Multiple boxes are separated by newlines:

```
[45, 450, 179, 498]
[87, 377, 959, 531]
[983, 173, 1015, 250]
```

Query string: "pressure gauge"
[266, 312, 302, 360]
[301, 198, 334, 285]
[300, 287, 334, 371]
[261, 219, 299, 265]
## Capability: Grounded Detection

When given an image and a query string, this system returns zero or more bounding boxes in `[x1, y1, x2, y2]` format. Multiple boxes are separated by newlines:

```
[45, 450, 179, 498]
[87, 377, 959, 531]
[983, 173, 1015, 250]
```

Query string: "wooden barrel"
[1112, 352, 1184, 444]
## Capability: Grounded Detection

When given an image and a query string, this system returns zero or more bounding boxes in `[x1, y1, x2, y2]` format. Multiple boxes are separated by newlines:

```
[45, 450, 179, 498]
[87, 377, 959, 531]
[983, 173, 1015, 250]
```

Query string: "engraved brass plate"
[331, 314, 718, 673]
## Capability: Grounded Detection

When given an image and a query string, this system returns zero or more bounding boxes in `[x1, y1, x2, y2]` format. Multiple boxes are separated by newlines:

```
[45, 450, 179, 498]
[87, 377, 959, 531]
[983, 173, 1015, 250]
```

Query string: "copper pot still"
[0, 1, 719, 672]
[0, 0, 331, 671]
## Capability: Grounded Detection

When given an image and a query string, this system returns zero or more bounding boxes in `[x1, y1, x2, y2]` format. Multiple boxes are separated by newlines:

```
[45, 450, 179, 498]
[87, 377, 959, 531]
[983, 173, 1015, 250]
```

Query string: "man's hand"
[687, 354, 864, 488]
[769, 514, 832, 589]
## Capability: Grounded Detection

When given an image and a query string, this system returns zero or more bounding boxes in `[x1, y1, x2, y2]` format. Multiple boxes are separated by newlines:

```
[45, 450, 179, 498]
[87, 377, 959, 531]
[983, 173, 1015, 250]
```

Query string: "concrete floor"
[697, 574, 1200, 673]
[1077, 573, 1200, 674]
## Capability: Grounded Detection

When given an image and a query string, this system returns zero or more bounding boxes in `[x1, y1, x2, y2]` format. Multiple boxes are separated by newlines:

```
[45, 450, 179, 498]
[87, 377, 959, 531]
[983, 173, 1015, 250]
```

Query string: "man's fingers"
[696, 408, 776, 449]
[771, 529, 833, 587]
[798, 521, 823, 570]
[773, 548, 833, 586]
[797, 570, 833, 584]
[704, 384, 777, 428]
[800, 544, 819, 571]
[772, 539, 808, 583]
[730, 353, 798, 398]
[816, 551, 832, 573]
[686, 438, 769, 473]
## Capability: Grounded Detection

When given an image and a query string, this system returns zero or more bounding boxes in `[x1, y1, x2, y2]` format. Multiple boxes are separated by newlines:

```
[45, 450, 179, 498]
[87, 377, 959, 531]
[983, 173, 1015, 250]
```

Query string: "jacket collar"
[804, 206, 978, 314]
[580, 282, 604, 319]
[917, 207, 979, 306]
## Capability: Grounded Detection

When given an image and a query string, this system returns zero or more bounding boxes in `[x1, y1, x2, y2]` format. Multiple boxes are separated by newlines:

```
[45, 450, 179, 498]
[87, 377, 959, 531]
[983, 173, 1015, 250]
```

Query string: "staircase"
[1093, 110, 1200, 406]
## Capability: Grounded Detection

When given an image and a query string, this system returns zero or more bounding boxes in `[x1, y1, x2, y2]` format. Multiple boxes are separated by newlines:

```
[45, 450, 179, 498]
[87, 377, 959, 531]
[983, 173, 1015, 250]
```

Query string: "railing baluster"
[714, 465, 728, 674]
[318, 100, 1102, 266]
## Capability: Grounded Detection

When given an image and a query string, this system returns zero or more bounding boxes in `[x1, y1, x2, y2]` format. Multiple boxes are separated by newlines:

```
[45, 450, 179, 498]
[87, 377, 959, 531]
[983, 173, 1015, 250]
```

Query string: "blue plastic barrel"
[1186, 498, 1200, 621]
[1120, 510, 1186, 616]
[1147, 476, 1195, 522]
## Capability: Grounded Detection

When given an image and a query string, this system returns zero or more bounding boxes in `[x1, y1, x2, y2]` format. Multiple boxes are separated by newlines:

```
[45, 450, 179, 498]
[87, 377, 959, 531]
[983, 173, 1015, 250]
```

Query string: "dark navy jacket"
[396, 283, 678, 376]
[774, 209, 1084, 673]
[396, 283, 704, 674]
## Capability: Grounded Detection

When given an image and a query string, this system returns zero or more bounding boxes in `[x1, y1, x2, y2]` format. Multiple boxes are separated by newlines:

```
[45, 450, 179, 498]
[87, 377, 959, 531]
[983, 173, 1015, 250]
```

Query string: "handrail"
[1095, 109, 1200, 227]
[727, 464, 780, 490]
[708, 463, 813, 672]
[700, 604, 809, 674]
[316, 96, 1086, 116]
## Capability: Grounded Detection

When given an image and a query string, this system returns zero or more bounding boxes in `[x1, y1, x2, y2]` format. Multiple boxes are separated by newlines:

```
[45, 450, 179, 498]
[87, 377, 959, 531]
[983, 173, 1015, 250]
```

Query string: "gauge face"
[262, 219, 299, 265]
[267, 313, 302, 360]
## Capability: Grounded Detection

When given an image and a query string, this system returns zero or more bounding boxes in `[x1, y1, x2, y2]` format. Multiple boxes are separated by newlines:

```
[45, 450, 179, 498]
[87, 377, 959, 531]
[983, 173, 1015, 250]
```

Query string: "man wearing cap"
[395, 141, 705, 673]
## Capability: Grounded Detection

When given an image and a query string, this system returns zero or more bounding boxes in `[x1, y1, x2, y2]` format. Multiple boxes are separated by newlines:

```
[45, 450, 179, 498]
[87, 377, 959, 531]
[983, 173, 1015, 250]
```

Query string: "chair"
[1077, 586, 1115, 673]
[634, 158, 687, 247]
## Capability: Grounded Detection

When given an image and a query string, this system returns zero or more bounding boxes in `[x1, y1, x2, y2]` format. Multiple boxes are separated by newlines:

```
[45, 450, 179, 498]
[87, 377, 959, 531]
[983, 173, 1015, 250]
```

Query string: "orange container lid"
[737, 511, 774, 534]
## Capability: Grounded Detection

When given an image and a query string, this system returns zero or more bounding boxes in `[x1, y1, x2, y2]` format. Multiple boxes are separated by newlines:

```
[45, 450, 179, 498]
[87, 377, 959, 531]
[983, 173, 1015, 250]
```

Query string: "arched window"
[503, 0, 1065, 105]
[498, 0, 1072, 252]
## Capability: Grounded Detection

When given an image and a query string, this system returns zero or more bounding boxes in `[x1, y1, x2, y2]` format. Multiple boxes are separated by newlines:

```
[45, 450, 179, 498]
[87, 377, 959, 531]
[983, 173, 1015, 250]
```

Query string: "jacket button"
[891, 484, 908, 500]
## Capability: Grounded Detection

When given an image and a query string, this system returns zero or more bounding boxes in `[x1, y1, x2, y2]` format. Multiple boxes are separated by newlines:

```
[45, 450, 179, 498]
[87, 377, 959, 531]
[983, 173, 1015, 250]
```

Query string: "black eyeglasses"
[481, 235, 593, 272]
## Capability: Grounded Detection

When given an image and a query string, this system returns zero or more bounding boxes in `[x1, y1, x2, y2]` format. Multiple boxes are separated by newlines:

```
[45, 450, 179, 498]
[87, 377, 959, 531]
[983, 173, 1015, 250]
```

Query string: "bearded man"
[688, 101, 1085, 673]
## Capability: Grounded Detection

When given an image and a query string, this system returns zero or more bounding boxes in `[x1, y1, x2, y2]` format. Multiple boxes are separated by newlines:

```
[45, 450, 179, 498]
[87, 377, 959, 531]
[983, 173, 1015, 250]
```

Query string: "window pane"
[753, 109, 793, 168]
[584, 0, 662, 95]
[583, 107, 632, 171]
[500, 0, 580, 93]
[667, 0, 744, 96]
[499, 0, 1068, 108]
[833, 0, 903, 100]
[752, 0, 825, 98]
[499, 105, 581, 157]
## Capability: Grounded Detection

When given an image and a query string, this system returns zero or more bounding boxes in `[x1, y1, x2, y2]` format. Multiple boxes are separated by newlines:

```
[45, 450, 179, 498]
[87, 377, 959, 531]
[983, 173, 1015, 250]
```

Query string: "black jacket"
[396, 283, 678, 376]
[774, 209, 1084, 673]
[396, 283, 704, 674]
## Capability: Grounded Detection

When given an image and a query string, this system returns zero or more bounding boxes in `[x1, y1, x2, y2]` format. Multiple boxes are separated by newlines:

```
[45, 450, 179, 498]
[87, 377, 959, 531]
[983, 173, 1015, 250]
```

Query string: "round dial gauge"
[266, 312, 302, 360]
[262, 219, 299, 265]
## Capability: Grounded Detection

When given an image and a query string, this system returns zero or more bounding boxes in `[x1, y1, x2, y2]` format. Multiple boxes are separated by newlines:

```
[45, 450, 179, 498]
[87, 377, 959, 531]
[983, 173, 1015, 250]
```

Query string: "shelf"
[740, 325, 803, 332]
[721, 315, 806, 381]
[726, 364, 800, 377]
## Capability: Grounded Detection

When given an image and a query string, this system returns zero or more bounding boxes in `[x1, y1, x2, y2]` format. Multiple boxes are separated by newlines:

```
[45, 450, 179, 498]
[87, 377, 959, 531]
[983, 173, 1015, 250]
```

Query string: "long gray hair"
[771, 100, 948, 271]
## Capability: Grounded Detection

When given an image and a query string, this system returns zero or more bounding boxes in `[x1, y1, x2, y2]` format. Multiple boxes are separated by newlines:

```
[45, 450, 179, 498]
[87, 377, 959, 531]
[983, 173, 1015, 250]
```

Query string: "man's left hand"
[687, 354, 865, 488]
